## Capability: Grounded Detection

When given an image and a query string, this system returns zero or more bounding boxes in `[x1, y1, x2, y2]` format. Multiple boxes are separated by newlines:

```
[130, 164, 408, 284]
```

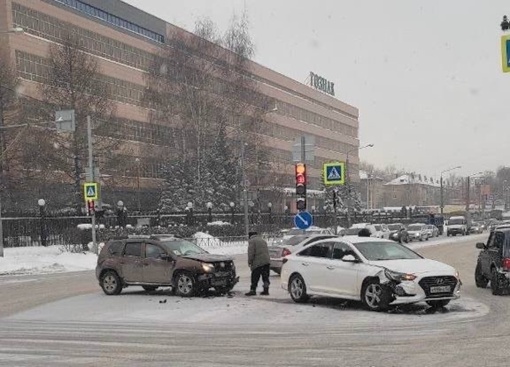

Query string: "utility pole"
[241, 142, 249, 239]
[87, 116, 97, 254]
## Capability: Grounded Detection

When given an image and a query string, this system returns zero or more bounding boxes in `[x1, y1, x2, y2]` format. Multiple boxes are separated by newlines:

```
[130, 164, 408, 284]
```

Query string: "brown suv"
[96, 235, 238, 297]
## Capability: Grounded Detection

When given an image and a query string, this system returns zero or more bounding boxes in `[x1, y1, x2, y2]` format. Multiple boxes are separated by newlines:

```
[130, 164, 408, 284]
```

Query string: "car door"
[143, 242, 174, 284]
[321, 242, 361, 297]
[489, 232, 504, 271]
[479, 232, 494, 276]
[121, 241, 144, 282]
[296, 242, 333, 294]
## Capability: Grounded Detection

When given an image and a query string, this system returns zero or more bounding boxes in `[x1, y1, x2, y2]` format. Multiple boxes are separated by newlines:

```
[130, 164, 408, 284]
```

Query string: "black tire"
[288, 274, 309, 303]
[361, 279, 389, 312]
[426, 300, 451, 308]
[174, 271, 197, 297]
[142, 285, 159, 292]
[101, 270, 122, 296]
[491, 269, 504, 296]
[474, 263, 489, 288]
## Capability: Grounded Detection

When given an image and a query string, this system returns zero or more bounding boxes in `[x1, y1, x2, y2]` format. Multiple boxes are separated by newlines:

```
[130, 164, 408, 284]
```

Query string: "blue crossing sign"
[323, 162, 345, 186]
[502, 34, 510, 73]
[294, 211, 313, 230]
[83, 182, 98, 200]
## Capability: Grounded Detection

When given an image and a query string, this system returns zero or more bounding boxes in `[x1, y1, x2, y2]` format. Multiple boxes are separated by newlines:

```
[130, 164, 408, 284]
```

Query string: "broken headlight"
[384, 268, 417, 282]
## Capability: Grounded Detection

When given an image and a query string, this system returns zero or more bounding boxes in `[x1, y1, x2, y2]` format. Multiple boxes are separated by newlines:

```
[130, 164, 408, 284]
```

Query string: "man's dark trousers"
[250, 264, 270, 291]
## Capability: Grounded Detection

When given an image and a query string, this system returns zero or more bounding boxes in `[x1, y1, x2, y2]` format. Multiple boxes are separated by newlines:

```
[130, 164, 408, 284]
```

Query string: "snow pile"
[193, 232, 221, 247]
[206, 221, 231, 226]
[193, 232, 247, 256]
[0, 246, 97, 276]
[77, 223, 105, 230]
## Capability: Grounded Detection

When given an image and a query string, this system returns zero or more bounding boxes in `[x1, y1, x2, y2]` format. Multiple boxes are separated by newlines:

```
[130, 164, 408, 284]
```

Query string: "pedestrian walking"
[245, 231, 270, 296]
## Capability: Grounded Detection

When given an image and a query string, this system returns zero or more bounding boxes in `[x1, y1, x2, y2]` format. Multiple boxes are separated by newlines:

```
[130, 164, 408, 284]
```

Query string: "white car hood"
[367, 258, 456, 276]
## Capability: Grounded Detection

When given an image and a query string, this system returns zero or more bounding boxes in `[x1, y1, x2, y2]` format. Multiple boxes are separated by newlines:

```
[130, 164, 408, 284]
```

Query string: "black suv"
[96, 235, 238, 296]
[474, 229, 510, 295]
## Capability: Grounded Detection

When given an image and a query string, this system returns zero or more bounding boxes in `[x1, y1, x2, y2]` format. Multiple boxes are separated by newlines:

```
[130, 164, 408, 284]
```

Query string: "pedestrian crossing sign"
[84, 182, 98, 200]
[323, 162, 345, 186]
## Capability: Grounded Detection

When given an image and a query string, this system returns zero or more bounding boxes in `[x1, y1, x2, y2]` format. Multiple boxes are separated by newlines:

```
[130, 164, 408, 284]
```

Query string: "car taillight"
[282, 248, 291, 257]
[503, 258, 510, 271]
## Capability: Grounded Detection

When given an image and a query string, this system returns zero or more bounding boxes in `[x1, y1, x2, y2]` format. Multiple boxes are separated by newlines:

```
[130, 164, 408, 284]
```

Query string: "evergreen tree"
[159, 155, 197, 213]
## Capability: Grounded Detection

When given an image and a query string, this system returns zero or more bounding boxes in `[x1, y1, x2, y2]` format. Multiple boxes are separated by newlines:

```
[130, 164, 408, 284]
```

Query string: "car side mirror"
[476, 242, 486, 249]
[342, 254, 359, 263]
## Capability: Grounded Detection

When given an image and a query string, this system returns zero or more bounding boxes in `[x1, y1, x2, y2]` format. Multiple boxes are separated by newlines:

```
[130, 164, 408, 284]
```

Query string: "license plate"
[430, 286, 451, 293]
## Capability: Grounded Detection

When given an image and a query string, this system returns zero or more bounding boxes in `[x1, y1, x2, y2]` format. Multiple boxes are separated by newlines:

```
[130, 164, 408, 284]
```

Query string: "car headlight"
[202, 263, 215, 273]
[384, 268, 417, 282]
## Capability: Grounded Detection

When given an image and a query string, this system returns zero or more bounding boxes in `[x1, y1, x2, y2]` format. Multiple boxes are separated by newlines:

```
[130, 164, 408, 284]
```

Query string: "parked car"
[470, 222, 484, 234]
[351, 223, 386, 238]
[387, 223, 409, 243]
[280, 226, 334, 242]
[406, 223, 428, 241]
[268, 234, 337, 274]
[425, 224, 439, 238]
[281, 237, 461, 311]
[475, 228, 510, 295]
[96, 235, 238, 296]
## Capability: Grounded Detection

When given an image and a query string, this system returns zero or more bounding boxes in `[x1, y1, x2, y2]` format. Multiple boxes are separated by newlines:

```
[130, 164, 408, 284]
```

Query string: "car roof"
[336, 236, 394, 244]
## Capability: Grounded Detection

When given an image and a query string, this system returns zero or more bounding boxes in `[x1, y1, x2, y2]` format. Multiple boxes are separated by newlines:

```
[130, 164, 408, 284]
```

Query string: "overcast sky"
[125, 0, 509, 178]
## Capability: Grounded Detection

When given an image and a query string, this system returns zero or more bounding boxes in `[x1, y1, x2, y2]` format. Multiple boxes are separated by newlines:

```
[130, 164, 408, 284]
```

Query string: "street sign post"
[323, 162, 345, 186]
[294, 211, 313, 230]
[84, 182, 98, 201]
[502, 34, 510, 72]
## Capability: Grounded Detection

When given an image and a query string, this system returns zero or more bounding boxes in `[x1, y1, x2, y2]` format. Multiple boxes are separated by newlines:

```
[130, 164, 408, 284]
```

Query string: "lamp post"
[345, 143, 374, 228]
[186, 202, 193, 226]
[466, 172, 483, 212]
[38, 199, 47, 247]
[135, 158, 141, 213]
[229, 202, 235, 224]
[207, 202, 213, 223]
[440, 166, 461, 214]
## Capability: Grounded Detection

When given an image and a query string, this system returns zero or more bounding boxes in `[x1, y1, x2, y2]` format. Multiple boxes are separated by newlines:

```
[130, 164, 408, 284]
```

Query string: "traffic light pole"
[87, 116, 97, 254]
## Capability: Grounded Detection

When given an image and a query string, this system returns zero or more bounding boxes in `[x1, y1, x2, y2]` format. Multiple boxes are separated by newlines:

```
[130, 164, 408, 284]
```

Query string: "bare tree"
[36, 32, 116, 212]
[145, 13, 272, 211]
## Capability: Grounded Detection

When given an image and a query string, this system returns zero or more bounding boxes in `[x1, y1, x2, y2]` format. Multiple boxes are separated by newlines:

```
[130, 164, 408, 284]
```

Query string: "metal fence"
[1, 211, 418, 248]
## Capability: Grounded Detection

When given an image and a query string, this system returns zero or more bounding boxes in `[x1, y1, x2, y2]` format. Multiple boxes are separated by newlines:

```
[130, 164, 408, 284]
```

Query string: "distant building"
[359, 171, 385, 209]
[381, 174, 440, 207]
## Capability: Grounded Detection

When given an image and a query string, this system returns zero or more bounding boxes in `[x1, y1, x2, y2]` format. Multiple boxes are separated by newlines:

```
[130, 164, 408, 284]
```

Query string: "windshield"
[160, 240, 207, 256]
[388, 224, 400, 230]
[283, 235, 309, 246]
[345, 228, 361, 235]
[449, 218, 465, 225]
[353, 241, 422, 261]
[407, 225, 423, 231]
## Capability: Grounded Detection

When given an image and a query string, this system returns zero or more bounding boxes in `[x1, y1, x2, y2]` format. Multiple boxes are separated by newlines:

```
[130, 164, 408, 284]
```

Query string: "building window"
[52, 0, 164, 43]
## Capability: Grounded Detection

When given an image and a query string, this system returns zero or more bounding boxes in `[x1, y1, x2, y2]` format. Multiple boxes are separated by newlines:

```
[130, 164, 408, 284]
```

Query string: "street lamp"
[186, 202, 193, 226]
[229, 202, 235, 224]
[206, 202, 213, 223]
[466, 172, 483, 211]
[135, 158, 141, 213]
[440, 166, 461, 214]
[38, 199, 47, 247]
[345, 143, 374, 227]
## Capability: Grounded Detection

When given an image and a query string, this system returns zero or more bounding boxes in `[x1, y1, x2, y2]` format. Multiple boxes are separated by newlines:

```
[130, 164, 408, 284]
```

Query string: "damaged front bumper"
[197, 272, 239, 290]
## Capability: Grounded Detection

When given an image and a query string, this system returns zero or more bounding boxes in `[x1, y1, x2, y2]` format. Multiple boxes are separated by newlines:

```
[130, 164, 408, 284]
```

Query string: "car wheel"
[142, 285, 159, 292]
[474, 263, 489, 288]
[101, 270, 122, 296]
[288, 274, 309, 303]
[491, 269, 504, 296]
[361, 279, 389, 312]
[174, 272, 196, 297]
[426, 300, 450, 308]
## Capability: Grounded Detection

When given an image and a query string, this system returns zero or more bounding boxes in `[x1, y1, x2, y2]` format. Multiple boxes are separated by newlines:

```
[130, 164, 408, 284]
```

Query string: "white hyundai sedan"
[281, 237, 461, 311]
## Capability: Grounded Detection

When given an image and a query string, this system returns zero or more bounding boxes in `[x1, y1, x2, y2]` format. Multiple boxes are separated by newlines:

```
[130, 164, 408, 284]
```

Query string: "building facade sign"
[310, 72, 335, 96]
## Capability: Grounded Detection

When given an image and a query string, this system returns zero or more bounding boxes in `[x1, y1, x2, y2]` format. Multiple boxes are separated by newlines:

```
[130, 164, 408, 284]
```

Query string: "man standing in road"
[245, 231, 270, 296]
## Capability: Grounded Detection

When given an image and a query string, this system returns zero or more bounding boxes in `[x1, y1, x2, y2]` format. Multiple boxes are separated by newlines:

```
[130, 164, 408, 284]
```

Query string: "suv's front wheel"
[474, 263, 489, 288]
[174, 272, 197, 297]
[101, 270, 122, 296]
[491, 269, 505, 296]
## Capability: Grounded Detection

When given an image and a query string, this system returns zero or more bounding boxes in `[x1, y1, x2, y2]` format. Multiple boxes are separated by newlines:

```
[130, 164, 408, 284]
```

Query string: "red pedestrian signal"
[295, 163, 307, 211]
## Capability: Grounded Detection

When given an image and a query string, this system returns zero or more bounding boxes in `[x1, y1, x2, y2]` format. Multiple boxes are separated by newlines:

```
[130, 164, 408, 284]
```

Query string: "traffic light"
[295, 163, 307, 211]
[87, 200, 95, 216]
